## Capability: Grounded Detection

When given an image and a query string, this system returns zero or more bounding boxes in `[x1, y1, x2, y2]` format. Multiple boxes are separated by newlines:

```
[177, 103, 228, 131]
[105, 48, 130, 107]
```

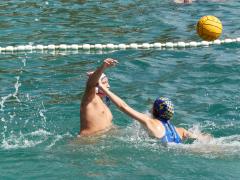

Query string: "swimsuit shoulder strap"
[161, 120, 181, 143]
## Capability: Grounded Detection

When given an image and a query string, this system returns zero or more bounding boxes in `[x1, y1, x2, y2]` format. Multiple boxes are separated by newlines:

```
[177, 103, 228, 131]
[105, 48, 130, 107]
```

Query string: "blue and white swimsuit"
[160, 120, 182, 144]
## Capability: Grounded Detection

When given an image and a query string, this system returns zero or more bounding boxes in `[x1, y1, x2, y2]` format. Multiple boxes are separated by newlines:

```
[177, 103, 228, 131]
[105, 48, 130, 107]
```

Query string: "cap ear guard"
[96, 73, 107, 94]
[95, 86, 99, 94]
[100, 73, 107, 81]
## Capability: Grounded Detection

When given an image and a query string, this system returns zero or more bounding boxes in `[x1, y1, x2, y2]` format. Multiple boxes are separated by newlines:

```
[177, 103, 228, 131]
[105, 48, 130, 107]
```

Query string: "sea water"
[0, 0, 240, 179]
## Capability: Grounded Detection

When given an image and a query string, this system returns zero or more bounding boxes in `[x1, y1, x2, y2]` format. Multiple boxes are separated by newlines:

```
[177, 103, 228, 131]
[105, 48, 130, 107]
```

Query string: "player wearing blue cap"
[152, 97, 182, 143]
[98, 74, 211, 144]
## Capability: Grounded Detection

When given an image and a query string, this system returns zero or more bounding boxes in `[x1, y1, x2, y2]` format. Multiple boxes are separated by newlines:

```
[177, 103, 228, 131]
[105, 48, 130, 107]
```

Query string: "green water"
[0, 0, 240, 179]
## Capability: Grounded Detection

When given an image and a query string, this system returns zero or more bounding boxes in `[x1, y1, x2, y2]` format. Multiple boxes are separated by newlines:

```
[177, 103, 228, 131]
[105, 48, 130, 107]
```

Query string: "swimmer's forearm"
[186, 130, 213, 141]
[86, 64, 105, 89]
[101, 87, 128, 110]
[101, 87, 150, 125]
[101, 87, 136, 118]
[86, 58, 118, 89]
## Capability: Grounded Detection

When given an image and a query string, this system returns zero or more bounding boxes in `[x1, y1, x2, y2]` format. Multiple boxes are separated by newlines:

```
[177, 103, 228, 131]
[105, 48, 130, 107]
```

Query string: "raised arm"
[83, 58, 118, 99]
[86, 58, 118, 90]
[99, 81, 151, 126]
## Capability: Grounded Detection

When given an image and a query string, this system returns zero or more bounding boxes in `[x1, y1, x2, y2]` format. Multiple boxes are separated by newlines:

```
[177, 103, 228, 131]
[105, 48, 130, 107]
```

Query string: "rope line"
[1, 38, 239, 53]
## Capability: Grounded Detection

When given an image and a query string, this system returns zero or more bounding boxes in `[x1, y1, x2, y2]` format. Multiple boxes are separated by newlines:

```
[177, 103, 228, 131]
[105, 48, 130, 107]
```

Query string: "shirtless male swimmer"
[79, 58, 118, 136]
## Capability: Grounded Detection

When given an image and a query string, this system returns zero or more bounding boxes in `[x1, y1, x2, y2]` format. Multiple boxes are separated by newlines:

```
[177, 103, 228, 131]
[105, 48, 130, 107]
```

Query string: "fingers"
[104, 58, 119, 66]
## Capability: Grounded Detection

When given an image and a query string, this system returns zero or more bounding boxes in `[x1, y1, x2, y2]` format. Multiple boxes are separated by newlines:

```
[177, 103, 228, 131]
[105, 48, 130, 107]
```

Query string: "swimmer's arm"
[99, 85, 151, 125]
[182, 128, 213, 141]
[181, 128, 197, 139]
[83, 58, 118, 103]
[86, 58, 118, 91]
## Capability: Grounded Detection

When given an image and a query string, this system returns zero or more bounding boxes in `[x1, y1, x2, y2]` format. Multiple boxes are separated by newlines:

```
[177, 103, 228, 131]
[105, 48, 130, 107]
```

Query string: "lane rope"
[1, 38, 239, 53]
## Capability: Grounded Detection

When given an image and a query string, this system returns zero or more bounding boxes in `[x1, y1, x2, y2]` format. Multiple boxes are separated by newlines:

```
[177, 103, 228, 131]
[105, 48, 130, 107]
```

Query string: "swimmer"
[79, 58, 118, 137]
[98, 71, 212, 144]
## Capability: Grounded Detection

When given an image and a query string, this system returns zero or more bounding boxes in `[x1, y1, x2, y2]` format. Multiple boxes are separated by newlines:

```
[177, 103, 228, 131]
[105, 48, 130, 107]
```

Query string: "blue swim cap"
[153, 97, 174, 121]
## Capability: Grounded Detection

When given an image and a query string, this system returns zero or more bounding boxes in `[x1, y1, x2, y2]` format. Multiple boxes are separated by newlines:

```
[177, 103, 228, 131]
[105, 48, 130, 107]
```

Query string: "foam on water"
[1, 129, 50, 150]
[170, 124, 240, 156]
[169, 135, 240, 158]
[1, 129, 72, 150]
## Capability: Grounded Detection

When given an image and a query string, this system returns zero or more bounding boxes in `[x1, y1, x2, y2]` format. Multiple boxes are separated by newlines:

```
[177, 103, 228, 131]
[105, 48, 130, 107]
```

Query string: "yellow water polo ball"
[196, 15, 223, 41]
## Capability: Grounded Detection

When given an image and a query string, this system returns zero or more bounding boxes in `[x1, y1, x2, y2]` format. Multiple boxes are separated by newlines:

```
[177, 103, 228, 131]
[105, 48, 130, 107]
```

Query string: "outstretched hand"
[102, 58, 118, 69]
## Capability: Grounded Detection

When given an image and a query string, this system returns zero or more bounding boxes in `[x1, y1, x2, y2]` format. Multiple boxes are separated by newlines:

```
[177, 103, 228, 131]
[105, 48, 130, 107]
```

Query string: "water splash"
[0, 57, 74, 151]
[0, 94, 13, 111]
[1, 129, 50, 149]
[168, 124, 240, 157]
[116, 121, 240, 157]
[12, 76, 21, 102]
[39, 101, 47, 126]
[169, 135, 240, 158]
[0, 129, 72, 150]
[0, 76, 21, 111]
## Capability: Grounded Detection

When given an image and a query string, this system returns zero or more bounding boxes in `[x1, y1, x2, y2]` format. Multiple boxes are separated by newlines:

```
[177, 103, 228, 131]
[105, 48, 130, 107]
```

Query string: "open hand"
[102, 58, 118, 69]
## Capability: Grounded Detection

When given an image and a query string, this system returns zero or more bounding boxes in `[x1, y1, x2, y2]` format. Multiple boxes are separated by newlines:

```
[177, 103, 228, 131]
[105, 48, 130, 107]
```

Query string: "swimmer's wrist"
[101, 63, 108, 70]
